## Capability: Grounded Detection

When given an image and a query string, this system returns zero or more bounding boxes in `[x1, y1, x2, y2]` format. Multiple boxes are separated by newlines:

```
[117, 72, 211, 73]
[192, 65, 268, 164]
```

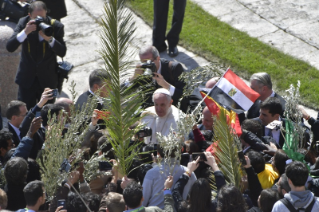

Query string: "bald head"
[205, 77, 219, 89]
[55, 98, 73, 113]
[202, 106, 213, 131]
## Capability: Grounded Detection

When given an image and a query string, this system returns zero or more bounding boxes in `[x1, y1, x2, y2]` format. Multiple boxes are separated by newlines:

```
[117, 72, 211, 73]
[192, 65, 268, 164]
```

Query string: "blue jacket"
[13, 136, 34, 161]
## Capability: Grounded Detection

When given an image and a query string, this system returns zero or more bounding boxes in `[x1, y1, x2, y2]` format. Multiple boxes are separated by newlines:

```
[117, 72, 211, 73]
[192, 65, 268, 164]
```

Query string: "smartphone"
[57, 199, 66, 209]
[192, 152, 207, 161]
[51, 88, 58, 98]
[237, 150, 247, 165]
[35, 111, 41, 118]
[99, 161, 112, 171]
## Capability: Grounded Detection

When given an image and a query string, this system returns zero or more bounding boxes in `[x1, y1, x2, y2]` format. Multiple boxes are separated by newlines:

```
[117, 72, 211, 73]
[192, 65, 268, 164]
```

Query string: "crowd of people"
[1, 1, 319, 212]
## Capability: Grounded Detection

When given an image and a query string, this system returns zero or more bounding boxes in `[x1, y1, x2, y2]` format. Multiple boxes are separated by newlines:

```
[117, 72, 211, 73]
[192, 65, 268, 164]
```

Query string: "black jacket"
[42, 0, 67, 20]
[245, 167, 263, 207]
[5, 183, 26, 211]
[19, 106, 45, 160]
[6, 15, 66, 89]
[6, 123, 21, 146]
[132, 58, 186, 111]
[172, 171, 226, 211]
[247, 93, 286, 119]
[307, 116, 319, 143]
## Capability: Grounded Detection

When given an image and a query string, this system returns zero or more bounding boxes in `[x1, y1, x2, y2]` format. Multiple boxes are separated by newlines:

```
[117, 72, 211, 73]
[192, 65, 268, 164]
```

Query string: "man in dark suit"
[152, 0, 186, 57]
[6, 1, 67, 110]
[75, 69, 110, 111]
[128, 46, 186, 112]
[257, 97, 286, 148]
[247, 72, 285, 119]
[5, 100, 28, 146]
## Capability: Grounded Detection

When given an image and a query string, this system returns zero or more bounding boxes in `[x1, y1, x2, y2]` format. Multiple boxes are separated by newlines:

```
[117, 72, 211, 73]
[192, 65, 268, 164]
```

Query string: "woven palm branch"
[212, 110, 243, 189]
[37, 84, 98, 199]
[99, 0, 145, 176]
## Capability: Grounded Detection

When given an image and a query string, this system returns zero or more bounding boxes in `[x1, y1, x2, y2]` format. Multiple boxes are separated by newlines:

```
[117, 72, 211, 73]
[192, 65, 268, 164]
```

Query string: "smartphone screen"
[57, 199, 66, 209]
[35, 111, 41, 118]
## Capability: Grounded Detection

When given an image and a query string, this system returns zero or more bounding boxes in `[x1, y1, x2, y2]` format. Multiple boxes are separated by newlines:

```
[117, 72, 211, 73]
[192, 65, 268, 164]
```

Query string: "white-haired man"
[140, 88, 184, 145]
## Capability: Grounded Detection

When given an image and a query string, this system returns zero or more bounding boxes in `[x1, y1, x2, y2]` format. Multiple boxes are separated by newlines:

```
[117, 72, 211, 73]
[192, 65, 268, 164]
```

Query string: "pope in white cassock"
[140, 88, 184, 144]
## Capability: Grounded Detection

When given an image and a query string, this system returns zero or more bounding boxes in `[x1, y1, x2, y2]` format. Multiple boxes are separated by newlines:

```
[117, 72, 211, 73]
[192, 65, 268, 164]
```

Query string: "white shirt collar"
[157, 61, 162, 74]
[270, 90, 275, 97]
[9, 122, 21, 140]
[89, 88, 103, 105]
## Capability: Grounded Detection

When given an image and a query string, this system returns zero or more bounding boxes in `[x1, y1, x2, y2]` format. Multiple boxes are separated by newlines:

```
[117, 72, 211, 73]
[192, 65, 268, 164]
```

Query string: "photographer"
[126, 45, 187, 112]
[6, 1, 66, 110]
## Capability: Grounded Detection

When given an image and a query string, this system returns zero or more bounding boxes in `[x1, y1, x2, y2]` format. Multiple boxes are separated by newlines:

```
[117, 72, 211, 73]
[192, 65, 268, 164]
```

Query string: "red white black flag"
[208, 69, 260, 111]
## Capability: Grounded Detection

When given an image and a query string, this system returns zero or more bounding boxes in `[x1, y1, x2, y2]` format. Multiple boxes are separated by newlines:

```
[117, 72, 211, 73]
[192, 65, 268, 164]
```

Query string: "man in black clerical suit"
[126, 46, 187, 112]
[6, 1, 66, 110]
[247, 72, 286, 119]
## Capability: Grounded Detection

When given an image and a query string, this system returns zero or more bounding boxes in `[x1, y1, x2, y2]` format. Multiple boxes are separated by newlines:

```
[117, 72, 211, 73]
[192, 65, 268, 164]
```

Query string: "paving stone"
[191, 0, 246, 17]
[259, 30, 319, 64]
[218, 9, 278, 37]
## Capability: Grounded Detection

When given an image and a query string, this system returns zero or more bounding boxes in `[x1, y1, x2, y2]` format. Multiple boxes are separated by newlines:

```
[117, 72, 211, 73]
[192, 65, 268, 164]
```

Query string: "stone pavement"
[60, 0, 210, 100]
[1, 0, 318, 126]
[58, 0, 317, 119]
[191, 0, 319, 70]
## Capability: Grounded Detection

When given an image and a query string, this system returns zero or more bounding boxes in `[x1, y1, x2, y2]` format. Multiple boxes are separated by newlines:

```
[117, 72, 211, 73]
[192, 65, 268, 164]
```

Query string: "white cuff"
[17, 30, 27, 43]
[48, 37, 55, 47]
[123, 78, 132, 87]
[169, 85, 175, 96]
[89, 122, 99, 131]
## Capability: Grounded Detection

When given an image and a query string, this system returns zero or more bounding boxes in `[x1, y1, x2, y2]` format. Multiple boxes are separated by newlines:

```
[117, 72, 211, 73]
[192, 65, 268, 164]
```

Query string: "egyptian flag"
[208, 69, 260, 112]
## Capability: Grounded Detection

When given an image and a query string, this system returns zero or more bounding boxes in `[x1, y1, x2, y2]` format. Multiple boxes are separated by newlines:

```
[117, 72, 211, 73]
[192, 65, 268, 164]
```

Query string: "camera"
[33, 16, 53, 36]
[140, 60, 157, 76]
[137, 127, 152, 138]
[0, 0, 29, 23]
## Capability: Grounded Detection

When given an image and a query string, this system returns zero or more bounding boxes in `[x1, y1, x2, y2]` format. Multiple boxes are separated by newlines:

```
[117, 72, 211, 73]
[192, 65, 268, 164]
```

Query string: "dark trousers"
[152, 0, 187, 50]
[18, 78, 55, 110]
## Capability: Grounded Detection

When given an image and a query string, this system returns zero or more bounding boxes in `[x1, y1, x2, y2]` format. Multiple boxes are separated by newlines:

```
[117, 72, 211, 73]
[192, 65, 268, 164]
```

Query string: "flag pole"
[191, 66, 231, 115]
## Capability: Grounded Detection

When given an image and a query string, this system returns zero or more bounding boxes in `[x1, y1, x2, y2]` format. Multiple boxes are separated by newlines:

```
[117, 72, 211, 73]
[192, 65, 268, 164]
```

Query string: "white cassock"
[140, 105, 183, 144]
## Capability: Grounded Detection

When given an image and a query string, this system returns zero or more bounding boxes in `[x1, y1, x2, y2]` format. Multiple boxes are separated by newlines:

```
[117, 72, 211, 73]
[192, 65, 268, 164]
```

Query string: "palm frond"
[212, 110, 243, 189]
[99, 0, 144, 176]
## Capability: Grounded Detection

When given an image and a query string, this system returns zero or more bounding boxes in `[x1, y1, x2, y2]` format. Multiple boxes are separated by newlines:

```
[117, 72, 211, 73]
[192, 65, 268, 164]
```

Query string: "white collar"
[157, 61, 162, 74]
[9, 122, 20, 140]
[89, 89, 103, 105]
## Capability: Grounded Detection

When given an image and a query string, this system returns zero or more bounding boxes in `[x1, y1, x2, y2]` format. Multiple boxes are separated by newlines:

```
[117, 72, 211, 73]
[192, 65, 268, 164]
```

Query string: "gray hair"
[139, 46, 159, 60]
[250, 72, 272, 89]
